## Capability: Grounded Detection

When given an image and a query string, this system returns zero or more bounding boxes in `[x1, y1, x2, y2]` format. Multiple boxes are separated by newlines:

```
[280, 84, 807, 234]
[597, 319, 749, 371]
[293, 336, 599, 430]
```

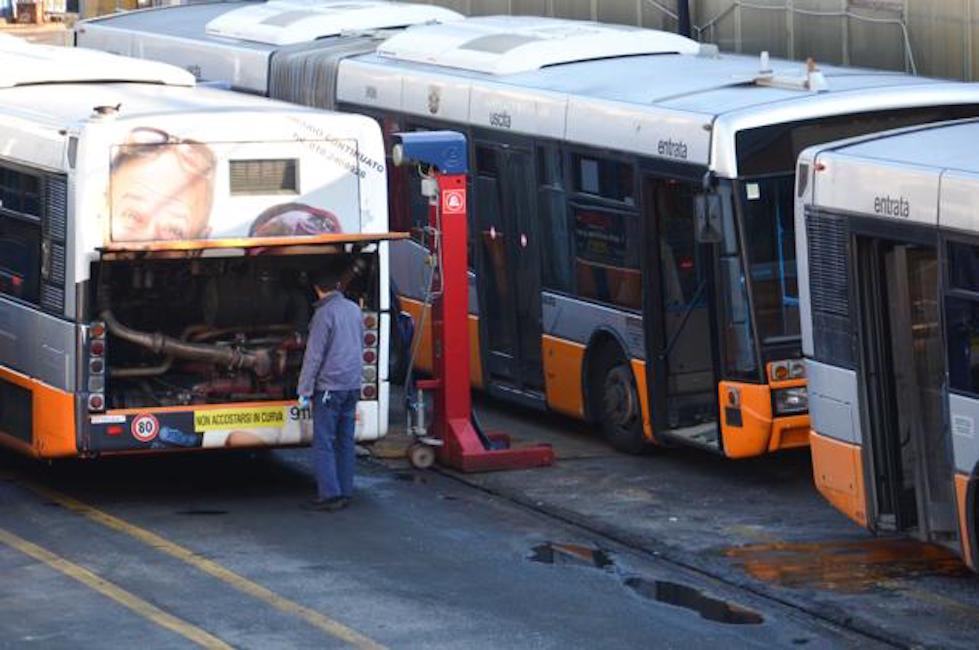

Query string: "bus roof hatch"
[376, 15, 706, 75]
[204, 0, 463, 46]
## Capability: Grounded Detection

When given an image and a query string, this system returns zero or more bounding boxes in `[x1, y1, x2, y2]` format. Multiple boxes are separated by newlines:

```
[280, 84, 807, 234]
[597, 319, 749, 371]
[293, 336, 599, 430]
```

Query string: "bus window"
[572, 206, 641, 310]
[946, 241, 979, 395]
[739, 175, 800, 342]
[572, 155, 635, 205]
[538, 146, 572, 293]
[716, 183, 758, 379]
[0, 166, 42, 218]
[0, 215, 41, 303]
[474, 144, 512, 353]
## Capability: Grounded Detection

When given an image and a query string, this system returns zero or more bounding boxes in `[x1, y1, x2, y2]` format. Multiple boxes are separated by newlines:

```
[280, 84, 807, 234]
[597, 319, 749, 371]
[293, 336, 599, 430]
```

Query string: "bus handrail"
[660, 277, 708, 360]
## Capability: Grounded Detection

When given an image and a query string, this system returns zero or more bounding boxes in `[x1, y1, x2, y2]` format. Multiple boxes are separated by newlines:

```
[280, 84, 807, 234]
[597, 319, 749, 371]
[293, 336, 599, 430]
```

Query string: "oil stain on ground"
[725, 538, 969, 592]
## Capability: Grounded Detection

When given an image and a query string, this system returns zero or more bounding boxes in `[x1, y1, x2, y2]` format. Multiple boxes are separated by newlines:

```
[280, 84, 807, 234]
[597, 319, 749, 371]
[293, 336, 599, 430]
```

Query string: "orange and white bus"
[0, 37, 396, 458]
[797, 119, 979, 570]
[76, 11, 979, 456]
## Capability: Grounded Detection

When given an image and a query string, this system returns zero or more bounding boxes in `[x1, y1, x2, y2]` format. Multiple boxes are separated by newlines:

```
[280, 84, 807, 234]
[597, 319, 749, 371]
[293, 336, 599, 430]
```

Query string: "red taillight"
[364, 314, 378, 329]
[90, 341, 104, 356]
[363, 349, 377, 364]
[91, 323, 105, 338]
[107, 425, 122, 436]
[364, 331, 377, 347]
[88, 394, 104, 411]
[361, 384, 377, 400]
[90, 359, 104, 374]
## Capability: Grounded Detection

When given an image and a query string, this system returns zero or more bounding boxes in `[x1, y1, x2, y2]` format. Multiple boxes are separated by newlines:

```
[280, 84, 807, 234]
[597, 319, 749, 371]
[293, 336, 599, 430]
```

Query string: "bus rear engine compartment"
[91, 251, 376, 409]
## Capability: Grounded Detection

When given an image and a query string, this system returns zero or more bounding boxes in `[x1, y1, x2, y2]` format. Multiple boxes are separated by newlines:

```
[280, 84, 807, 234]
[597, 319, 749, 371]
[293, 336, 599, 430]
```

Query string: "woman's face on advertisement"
[110, 149, 212, 242]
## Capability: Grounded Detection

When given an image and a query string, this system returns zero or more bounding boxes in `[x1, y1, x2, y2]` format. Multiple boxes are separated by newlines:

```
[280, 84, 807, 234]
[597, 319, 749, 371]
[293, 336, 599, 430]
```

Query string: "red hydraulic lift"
[392, 131, 555, 472]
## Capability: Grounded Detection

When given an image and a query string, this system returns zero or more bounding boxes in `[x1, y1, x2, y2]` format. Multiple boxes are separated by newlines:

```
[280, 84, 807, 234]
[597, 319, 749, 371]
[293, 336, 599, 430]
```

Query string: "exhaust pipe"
[101, 310, 273, 377]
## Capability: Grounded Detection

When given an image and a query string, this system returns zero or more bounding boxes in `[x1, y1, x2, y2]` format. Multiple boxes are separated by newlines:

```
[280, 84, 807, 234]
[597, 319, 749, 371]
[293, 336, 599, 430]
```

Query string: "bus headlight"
[774, 387, 808, 415]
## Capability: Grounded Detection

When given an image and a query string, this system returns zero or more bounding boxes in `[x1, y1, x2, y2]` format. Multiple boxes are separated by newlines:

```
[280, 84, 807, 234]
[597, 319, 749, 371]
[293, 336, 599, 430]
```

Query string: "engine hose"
[101, 310, 272, 377]
[338, 257, 370, 292]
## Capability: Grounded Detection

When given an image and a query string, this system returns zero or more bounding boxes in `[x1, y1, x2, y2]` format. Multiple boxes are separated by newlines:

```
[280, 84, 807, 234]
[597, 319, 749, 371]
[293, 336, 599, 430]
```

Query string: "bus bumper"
[83, 400, 381, 454]
[718, 380, 809, 458]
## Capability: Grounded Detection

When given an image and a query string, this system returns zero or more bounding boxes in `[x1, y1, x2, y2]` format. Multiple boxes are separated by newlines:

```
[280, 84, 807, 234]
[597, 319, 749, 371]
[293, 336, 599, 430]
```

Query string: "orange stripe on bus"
[400, 297, 482, 387]
[810, 430, 868, 528]
[0, 366, 76, 459]
[630, 359, 654, 442]
[468, 314, 484, 389]
[955, 473, 975, 570]
[400, 297, 434, 374]
[541, 335, 585, 418]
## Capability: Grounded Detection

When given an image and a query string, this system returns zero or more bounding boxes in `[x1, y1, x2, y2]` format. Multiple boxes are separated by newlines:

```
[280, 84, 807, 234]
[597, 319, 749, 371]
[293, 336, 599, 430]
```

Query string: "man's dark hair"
[311, 270, 338, 292]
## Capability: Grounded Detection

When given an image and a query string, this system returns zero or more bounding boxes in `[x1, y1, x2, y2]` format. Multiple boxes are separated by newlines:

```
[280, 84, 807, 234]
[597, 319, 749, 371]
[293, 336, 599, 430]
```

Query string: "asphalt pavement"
[1, 442, 885, 649]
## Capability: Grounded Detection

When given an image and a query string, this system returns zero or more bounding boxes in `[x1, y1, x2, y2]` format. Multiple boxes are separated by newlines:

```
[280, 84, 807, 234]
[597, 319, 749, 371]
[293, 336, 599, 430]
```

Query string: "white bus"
[0, 36, 397, 458]
[78, 11, 979, 458]
[796, 119, 979, 571]
[74, 0, 463, 96]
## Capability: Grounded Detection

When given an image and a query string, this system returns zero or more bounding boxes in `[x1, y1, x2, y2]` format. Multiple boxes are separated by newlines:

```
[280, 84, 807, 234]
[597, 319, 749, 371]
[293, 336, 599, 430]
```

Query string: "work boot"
[304, 496, 344, 511]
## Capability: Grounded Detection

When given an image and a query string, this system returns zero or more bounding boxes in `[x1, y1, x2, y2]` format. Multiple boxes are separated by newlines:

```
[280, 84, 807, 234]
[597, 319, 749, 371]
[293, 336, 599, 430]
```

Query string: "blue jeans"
[312, 389, 359, 499]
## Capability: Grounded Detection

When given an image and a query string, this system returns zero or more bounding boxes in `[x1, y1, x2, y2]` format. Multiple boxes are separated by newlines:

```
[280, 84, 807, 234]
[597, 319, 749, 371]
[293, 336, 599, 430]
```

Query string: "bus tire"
[598, 362, 647, 455]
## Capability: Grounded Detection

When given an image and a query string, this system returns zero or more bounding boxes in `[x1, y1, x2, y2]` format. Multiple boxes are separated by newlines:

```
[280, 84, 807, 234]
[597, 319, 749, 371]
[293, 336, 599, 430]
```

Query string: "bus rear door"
[472, 137, 544, 400]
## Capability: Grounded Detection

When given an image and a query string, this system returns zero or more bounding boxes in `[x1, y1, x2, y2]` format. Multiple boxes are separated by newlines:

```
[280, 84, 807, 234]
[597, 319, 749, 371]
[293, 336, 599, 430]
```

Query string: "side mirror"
[694, 193, 723, 243]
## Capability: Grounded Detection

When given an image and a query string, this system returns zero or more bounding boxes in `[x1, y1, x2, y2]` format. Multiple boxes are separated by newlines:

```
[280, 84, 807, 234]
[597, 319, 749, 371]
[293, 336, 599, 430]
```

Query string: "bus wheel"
[600, 363, 646, 454]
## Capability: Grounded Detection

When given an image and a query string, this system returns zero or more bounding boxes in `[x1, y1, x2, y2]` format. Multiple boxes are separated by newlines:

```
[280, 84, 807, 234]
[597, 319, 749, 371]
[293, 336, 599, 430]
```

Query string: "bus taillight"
[87, 321, 106, 412]
[362, 311, 379, 400]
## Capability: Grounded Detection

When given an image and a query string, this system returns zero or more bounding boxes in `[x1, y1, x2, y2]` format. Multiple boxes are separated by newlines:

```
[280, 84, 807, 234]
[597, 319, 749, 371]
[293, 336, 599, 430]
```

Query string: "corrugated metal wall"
[412, 1, 979, 80]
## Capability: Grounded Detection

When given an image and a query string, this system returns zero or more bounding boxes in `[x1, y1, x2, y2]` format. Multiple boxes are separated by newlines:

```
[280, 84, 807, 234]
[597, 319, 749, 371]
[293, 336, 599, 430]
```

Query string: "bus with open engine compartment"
[796, 119, 979, 570]
[77, 10, 979, 457]
[0, 36, 396, 458]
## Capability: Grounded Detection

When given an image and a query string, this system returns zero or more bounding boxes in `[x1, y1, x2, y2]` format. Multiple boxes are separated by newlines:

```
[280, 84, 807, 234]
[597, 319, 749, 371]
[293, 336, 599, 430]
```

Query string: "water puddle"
[725, 538, 969, 592]
[176, 509, 229, 516]
[624, 577, 764, 625]
[529, 542, 615, 570]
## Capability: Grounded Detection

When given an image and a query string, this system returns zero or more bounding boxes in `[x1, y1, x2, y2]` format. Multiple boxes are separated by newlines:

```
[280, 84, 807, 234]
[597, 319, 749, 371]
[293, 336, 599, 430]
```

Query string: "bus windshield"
[739, 174, 800, 344]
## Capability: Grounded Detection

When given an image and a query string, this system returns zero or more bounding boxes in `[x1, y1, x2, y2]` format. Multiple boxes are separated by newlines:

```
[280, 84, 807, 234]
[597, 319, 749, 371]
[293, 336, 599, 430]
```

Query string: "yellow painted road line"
[21, 480, 384, 650]
[0, 527, 231, 650]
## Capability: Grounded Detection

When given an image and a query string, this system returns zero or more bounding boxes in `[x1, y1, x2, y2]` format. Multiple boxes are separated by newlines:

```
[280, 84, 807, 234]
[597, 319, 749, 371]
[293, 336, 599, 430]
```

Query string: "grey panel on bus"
[948, 393, 979, 475]
[390, 240, 478, 315]
[541, 292, 645, 360]
[939, 170, 979, 235]
[268, 36, 385, 110]
[807, 359, 861, 445]
[0, 299, 76, 392]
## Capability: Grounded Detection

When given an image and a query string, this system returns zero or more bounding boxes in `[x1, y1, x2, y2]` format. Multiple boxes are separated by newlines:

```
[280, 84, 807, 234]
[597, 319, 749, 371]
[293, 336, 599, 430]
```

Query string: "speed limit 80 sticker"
[131, 413, 160, 443]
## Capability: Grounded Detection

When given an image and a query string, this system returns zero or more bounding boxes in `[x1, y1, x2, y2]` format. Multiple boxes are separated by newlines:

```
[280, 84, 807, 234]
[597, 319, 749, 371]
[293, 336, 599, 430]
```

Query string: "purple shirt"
[298, 292, 364, 395]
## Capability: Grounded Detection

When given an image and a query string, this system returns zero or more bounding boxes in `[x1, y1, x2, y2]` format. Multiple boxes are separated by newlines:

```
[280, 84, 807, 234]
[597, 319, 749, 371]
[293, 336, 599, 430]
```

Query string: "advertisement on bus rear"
[108, 126, 365, 244]
[89, 403, 316, 451]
